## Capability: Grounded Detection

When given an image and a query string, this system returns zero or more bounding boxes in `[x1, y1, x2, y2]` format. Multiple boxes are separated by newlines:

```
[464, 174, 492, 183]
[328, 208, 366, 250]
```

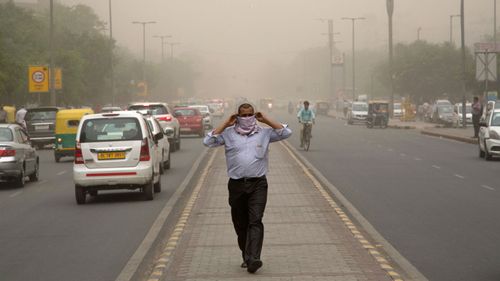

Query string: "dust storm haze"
[59, 0, 495, 100]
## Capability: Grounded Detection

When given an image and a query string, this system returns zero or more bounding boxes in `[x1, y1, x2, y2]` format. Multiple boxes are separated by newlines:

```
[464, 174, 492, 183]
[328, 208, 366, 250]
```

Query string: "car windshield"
[175, 109, 198, 116]
[191, 106, 209, 113]
[438, 105, 453, 114]
[491, 113, 500, 126]
[394, 104, 401, 110]
[80, 118, 142, 142]
[0, 128, 13, 141]
[129, 105, 168, 115]
[353, 104, 368, 111]
[458, 106, 472, 114]
[25, 110, 57, 121]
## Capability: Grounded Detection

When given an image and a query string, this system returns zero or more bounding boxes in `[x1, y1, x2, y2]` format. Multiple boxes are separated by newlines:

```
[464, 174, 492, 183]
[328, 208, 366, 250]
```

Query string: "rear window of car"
[175, 109, 198, 116]
[80, 118, 142, 142]
[491, 113, 500, 126]
[0, 128, 13, 141]
[129, 105, 168, 115]
[25, 110, 57, 121]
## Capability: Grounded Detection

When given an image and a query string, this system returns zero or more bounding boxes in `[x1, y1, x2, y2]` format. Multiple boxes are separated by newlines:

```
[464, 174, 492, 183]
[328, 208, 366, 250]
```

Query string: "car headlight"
[489, 130, 500, 140]
[57, 138, 62, 143]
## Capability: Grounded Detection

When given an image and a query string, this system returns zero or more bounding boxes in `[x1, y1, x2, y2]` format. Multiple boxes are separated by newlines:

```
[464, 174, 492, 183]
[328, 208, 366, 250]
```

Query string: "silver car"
[0, 124, 39, 187]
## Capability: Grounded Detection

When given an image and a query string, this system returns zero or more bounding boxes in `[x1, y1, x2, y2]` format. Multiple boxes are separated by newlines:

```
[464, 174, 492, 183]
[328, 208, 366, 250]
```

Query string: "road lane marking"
[37, 180, 47, 185]
[414, 157, 422, 161]
[281, 142, 408, 281]
[56, 170, 67, 176]
[432, 165, 441, 169]
[9, 191, 23, 198]
[482, 185, 495, 191]
[387, 148, 394, 152]
[454, 174, 465, 179]
[400, 153, 406, 157]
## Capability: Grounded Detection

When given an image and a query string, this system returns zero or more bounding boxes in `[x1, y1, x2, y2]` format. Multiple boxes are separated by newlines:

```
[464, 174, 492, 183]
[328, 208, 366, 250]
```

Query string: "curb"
[421, 129, 478, 144]
[282, 141, 429, 281]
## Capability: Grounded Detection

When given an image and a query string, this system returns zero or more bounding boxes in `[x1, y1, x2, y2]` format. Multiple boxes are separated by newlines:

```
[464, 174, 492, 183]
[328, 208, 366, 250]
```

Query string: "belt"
[231, 175, 266, 183]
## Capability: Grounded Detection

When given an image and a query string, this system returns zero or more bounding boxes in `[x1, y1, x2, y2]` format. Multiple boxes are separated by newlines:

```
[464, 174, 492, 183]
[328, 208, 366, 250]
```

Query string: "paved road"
[275, 109, 500, 281]
[0, 137, 206, 281]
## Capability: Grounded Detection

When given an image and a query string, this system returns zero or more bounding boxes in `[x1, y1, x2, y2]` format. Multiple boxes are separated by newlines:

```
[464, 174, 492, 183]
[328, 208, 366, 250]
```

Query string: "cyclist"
[297, 100, 315, 148]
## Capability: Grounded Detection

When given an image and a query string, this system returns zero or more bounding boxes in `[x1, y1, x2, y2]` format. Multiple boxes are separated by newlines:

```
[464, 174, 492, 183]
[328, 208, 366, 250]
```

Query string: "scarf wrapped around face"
[235, 116, 257, 135]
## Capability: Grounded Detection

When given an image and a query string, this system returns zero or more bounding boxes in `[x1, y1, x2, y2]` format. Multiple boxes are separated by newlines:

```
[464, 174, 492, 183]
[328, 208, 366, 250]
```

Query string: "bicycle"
[301, 121, 313, 151]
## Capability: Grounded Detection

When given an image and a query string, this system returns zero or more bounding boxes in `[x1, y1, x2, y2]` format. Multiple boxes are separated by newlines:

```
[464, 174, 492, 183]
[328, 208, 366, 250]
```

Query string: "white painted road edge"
[282, 140, 429, 281]
[114, 147, 209, 281]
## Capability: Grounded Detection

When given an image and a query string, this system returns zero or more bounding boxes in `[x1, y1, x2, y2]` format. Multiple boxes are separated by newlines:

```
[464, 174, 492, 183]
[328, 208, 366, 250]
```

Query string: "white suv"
[128, 102, 181, 152]
[479, 109, 500, 160]
[145, 115, 171, 173]
[73, 111, 162, 204]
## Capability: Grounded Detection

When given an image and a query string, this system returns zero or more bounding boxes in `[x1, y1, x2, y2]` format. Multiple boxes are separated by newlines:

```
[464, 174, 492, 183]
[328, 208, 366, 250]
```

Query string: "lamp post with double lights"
[342, 17, 365, 102]
[132, 21, 156, 84]
[167, 42, 181, 60]
[318, 18, 340, 99]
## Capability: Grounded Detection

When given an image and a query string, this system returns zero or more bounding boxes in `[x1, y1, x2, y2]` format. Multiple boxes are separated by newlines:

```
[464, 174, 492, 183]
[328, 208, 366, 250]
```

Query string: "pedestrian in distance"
[472, 96, 483, 138]
[15, 105, 27, 129]
[0, 105, 7, 124]
[203, 103, 292, 274]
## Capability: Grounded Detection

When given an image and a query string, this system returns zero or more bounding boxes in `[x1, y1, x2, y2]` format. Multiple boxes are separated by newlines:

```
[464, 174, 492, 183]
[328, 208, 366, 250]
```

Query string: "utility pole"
[450, 14, 461, 44]
[109, 0, 115, 105]
[49, 0, 56, 106]
[132, 21, 156, 82]
[342, 17, 366, 102]
[318, 18, 339, 100]
[461, 0, 467, 128]
[417, 27, 422, 41]
[495, 0, 498, 46]
[153, 35, 172, 62]
[167, 42, 181, 60]
[387, 0, 394, 117]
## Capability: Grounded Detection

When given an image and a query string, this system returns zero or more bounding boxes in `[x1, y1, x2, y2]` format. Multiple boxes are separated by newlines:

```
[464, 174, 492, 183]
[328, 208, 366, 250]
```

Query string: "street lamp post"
[495, 0, 498, 46]
[167, 42, 181, 60]
[132, 21, 156, 82]
[49, 0, 56, 106]
[109, 0, 115, 105]
[450, 14, 461, 44]
[461, 0, 467, 128]
[318, 18, 339, 99]
[417, 27, 422, 41]
[342, 17, 365, 102]
[153, 35, 172, 62]
[387, 0, 394, 117]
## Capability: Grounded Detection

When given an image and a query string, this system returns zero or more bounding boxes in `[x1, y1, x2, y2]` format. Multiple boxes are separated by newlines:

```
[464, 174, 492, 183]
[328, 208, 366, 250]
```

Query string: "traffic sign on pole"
[476, 52, 497, 81]
[53, 68, 63, 90]
[29, 66, 49, 93]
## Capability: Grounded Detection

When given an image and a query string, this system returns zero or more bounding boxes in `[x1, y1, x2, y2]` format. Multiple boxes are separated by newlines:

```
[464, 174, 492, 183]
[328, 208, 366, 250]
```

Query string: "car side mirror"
[164, 127, 174, 137]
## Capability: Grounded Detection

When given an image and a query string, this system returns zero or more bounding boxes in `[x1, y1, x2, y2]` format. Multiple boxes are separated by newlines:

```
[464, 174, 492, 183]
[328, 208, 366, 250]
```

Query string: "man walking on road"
[203, 103, 292, 273]
[472, 96, 483, 138]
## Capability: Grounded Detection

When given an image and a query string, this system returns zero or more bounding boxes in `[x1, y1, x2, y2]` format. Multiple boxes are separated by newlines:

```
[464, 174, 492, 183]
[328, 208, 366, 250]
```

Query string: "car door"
[14, 128, 34, 174]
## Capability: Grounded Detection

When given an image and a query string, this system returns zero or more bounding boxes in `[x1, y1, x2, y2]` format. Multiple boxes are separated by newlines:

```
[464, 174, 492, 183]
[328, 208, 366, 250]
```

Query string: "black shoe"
[247, 260, 263, 273]
[241, 262, 247, 268]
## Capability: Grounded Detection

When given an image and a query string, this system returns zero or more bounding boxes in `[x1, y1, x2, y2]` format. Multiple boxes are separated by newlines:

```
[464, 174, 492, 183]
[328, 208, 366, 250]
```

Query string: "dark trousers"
[228, 176, 268, 263]
[473, 115, 481, 137]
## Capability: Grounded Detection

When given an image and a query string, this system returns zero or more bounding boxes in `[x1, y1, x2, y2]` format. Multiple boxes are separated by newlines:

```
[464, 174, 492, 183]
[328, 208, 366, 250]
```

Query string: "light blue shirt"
[297, 108, 315, 122]
[203, 125, 292, 179]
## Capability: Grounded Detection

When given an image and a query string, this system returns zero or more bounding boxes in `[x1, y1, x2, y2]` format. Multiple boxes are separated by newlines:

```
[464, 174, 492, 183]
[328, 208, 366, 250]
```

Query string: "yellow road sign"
[29, 66, 49, 93]
[53, 68, 63, 90]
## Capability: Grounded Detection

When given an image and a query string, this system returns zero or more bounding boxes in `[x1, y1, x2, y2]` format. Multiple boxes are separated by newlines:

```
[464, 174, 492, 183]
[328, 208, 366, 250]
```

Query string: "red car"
[173, 107, 205, 137]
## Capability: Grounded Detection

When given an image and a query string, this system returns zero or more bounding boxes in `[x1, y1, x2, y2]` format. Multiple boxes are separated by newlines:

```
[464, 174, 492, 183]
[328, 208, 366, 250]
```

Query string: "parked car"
[25, 107, 60, 149]
[479, 108, 500, 160]
[145, 115, 171, 173]
[189, 105, 213, 129]
[128, 102, 181, 152]
[173, 107, 205, 137]
[347, 102, 368, 125]
[432, 104, 455, 126]
[207, 103, 224, 117]
[393, 103, 403, 118]
[454, 103, 472, 124]
[0, 124, 39, 187]
[73, 111, 162, 204]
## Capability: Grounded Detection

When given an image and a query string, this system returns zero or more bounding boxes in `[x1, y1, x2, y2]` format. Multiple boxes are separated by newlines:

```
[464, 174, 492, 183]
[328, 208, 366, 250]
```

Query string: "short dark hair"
[474, 96, 479, 101]
[238, 103, 254, 114]
[304, 101, 310, 105]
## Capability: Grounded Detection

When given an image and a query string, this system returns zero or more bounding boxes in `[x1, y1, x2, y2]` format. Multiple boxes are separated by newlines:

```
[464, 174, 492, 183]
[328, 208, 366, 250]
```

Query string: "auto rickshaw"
[54, 108, 94, 162]
[2, 105, 16, 123]
[366, 101, 389, 129]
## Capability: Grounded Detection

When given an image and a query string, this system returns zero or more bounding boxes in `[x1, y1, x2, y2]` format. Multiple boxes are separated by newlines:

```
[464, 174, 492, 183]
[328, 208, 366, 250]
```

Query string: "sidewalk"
[146, 143, 408, 281]
[328, 110, 477, 145]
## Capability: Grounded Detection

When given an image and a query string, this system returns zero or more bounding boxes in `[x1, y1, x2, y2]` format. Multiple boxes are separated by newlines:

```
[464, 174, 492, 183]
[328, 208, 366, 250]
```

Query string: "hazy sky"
[36, 0, 499, 96]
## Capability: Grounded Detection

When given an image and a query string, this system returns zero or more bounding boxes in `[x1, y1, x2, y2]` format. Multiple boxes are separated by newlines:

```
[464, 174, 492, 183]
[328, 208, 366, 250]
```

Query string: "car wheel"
[15, 167, 25, 188]
[154, 176, 162, 193]
[169, 139, 176, 152]
[75, 185, 86, 205]
[143, 178, 154, 201]
[176, 136, 181, 151]
[54, 153, 61, 163]
[29, 160, 39, 182]
[165, 150, 171, 170]
[485, 141, 493, 161]
[159, 158, 165, 175]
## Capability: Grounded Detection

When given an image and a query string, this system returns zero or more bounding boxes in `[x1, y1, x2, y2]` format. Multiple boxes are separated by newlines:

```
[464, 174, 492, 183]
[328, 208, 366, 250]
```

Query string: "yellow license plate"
[98, 152, 126, 160]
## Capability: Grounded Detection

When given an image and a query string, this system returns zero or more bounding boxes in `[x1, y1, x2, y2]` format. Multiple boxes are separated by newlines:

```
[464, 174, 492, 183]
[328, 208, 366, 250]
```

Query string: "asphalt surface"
[0, 137, 206, 281]
[275, 109, 500, 281]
